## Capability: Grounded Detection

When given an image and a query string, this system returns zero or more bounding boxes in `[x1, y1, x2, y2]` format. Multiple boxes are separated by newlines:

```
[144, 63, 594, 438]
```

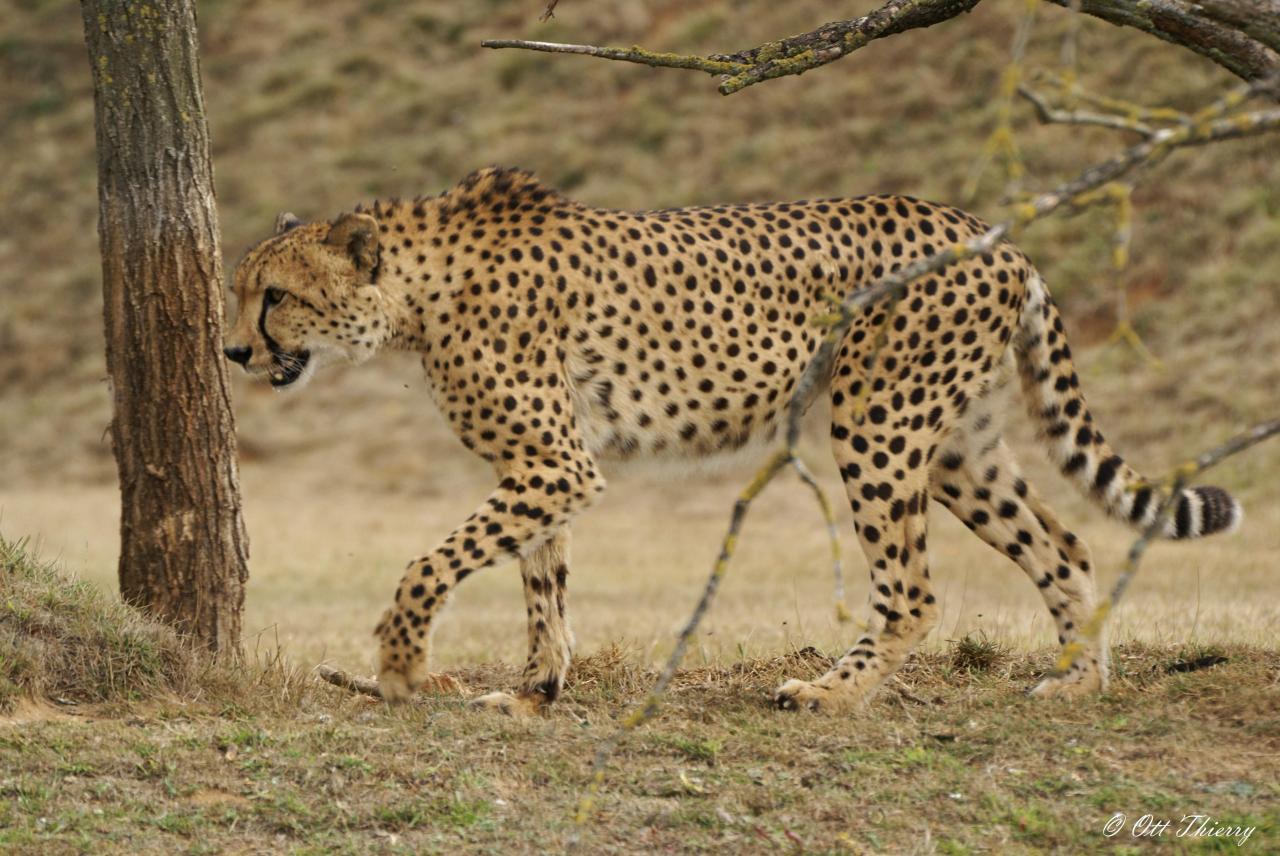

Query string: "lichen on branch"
[487, 0, 1278, 94]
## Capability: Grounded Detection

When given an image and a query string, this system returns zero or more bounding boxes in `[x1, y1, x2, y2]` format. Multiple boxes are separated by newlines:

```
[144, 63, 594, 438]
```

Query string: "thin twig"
[963, 0, 1038, 200]
[1033, 69, 1191, 123]
[1186, 419, 1280, 470]
[540, 0, 560, 22]
[1018, 85, 1157, 137]
[575, 449, 791, 823]
[789, 455, 852, 623]
[1059, 0, 1083, 77]
[480, 39, 746, 77]
[1063, 182, 1164, 366]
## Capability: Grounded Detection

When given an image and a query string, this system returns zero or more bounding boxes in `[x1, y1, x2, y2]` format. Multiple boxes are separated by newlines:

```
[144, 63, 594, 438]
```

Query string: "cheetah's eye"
[264, 286, 287, 307]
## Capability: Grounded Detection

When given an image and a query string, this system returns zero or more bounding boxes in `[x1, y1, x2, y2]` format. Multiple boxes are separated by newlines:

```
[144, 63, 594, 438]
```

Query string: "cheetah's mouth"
[269, 349, 311, 387]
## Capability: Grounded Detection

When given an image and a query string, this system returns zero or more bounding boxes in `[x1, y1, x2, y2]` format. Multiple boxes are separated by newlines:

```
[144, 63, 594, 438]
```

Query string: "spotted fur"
[226, 167, 1242, 712]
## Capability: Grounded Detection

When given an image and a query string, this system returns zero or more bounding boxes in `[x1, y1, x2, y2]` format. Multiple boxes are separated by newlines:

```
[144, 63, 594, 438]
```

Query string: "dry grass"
[0, 534, 318, 720]
[948, 633, 1010, 676]
[0, 533, 197, 713]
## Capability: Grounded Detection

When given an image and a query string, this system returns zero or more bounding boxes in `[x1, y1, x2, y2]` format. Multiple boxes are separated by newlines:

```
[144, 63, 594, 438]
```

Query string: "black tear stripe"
[257, 295, 284, 356]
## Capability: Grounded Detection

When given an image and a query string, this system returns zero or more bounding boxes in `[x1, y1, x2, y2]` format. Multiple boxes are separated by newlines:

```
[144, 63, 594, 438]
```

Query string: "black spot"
[1094, 455, 1123, 491]
[1129, 487, 1153, 523]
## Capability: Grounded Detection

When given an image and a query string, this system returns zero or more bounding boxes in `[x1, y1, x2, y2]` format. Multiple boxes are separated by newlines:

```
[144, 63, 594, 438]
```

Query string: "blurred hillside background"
[1, 0, 1277, 675]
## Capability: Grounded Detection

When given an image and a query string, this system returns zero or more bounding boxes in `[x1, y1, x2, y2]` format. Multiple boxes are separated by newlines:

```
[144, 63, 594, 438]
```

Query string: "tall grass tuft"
[949, 631, 1010, 674]
[0, 534, 201, 711]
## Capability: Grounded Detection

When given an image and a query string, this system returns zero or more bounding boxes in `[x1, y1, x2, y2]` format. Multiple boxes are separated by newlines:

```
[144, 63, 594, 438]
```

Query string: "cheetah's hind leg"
[927, 390, 1109, 699]
[774, 362, 946, 713]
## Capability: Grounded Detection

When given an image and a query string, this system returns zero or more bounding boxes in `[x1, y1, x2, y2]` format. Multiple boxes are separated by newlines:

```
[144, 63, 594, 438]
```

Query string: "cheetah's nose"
[224, 345, 252, 366]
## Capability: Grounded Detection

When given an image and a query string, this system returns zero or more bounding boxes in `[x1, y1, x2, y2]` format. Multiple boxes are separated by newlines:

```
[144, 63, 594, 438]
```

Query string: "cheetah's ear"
[274, 211, 302, 234]
[325, 212, 381, 275]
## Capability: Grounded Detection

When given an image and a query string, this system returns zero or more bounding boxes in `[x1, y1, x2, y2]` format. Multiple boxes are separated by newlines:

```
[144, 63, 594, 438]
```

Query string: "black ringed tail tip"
[1170, 486, 1243, 539]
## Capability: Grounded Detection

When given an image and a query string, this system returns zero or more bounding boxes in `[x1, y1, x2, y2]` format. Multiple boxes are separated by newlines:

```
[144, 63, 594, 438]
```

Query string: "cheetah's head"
[225, 211, 391, 390]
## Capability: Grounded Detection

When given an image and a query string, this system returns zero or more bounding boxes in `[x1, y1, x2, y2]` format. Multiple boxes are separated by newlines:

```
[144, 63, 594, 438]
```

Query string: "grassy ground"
[3, 538, 1278, 854]
[4, 647, 1278, 854]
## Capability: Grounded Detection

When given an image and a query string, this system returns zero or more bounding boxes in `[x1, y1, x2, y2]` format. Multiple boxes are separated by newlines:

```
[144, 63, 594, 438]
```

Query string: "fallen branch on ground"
[316, 665, 383, 698]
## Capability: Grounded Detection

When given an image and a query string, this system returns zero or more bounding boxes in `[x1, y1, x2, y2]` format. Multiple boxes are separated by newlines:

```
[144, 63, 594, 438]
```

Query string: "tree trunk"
[80, 0, 248, 651]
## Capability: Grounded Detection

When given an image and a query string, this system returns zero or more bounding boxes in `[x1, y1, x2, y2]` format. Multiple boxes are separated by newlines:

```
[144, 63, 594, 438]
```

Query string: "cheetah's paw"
[1028, 666, 1105, 699]
[377, 670, 466, 704]
[774, 678, 833, 712]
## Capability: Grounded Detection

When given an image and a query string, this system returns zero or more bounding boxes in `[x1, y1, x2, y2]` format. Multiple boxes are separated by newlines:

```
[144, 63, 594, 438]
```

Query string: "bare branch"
[478, 39, 745, 77]
[485, 0, 981, 96]
[486, 0, 1279, 95]
[819, 82, 1280, 343]
[1045, 0, 1280, 84]
[540, 0, 559, 23]
[1034, 70, 1192, 122]
[316, 665, 467, 701]
[1018, 85, 1157, 137]
[709, 0, 983, 94]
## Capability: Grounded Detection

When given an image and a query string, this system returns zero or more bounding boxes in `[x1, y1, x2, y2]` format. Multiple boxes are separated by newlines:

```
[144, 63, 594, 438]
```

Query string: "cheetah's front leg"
[471, 530, 574, 716]
[376, 469, 602, 703]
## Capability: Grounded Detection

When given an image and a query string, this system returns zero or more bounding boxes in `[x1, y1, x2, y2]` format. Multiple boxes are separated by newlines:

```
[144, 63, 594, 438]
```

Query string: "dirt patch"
[0, 698, 77, 727]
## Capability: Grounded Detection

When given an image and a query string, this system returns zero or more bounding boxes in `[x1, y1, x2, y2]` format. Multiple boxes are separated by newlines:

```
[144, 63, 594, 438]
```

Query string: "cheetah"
[225, 167, 1241, 714]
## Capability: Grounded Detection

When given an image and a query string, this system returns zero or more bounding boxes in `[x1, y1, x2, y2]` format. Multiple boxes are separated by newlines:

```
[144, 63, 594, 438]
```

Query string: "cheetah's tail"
[1013, 273, 1242, 540]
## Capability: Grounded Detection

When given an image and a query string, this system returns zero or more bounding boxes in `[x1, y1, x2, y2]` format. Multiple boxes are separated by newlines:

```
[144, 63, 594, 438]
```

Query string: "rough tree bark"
[80, 0, 248, 651]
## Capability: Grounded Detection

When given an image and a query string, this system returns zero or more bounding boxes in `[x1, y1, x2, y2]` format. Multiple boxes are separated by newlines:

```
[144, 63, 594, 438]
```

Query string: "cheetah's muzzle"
[269, 349, 310, 387]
